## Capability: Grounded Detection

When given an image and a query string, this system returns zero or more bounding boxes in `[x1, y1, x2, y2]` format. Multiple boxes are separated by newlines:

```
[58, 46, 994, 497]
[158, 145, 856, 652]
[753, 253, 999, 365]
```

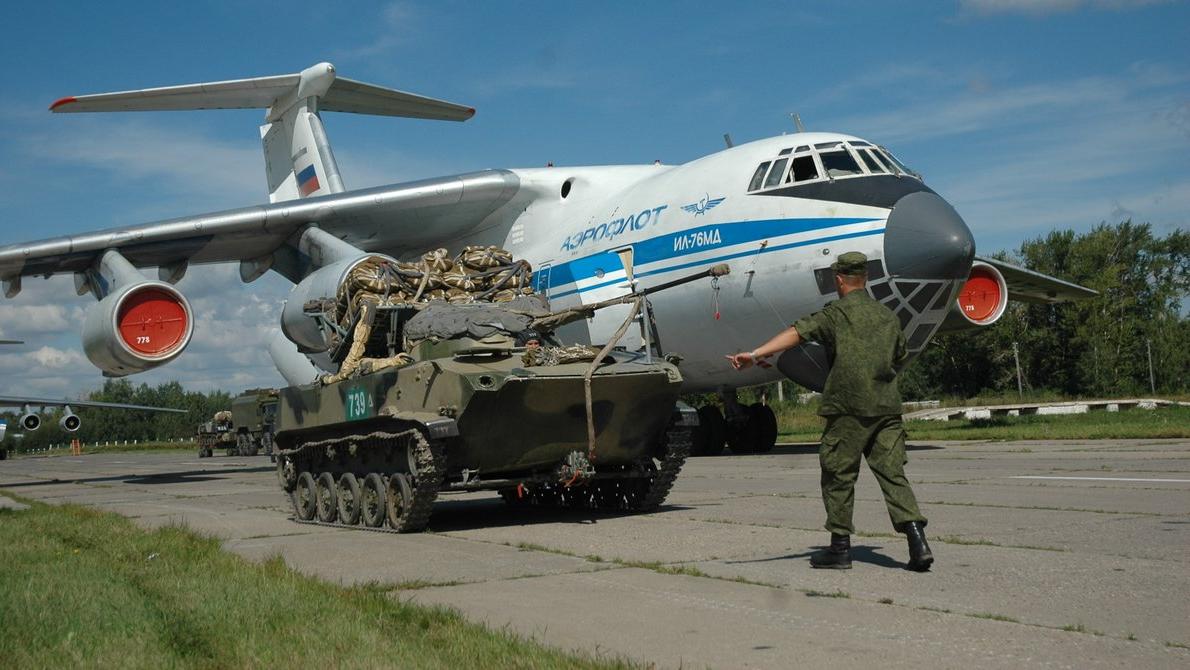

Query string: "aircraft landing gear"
[722, 388, 778, 455]
[0, 448, 8, 461]
[691, 405, 726, 456]
[690, 389, 779, 455]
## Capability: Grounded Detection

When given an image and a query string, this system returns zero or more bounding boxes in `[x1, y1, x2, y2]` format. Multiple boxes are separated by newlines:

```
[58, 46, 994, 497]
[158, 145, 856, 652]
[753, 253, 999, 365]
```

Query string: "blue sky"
[0, 0, 1186, 396]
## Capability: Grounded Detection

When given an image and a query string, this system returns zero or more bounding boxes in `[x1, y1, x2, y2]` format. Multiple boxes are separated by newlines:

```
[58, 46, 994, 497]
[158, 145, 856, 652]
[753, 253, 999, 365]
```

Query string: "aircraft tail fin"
[50, 62, 475, 203]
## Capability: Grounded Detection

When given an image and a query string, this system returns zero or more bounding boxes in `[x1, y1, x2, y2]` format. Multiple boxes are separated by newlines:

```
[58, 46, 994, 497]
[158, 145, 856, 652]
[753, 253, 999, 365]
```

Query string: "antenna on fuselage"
[790, 113, 805, 133]
[723, 133, 734, 148]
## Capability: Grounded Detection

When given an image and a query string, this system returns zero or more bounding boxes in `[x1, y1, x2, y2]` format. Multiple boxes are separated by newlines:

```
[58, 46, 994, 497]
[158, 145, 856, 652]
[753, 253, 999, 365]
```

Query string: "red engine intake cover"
[116, 287, 189, 356]
[957, 266, 1003, 324]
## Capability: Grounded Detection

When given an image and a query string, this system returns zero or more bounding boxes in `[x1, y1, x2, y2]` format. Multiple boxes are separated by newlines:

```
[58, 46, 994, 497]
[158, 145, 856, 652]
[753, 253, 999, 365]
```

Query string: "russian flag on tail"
[296, 164, 321, 197]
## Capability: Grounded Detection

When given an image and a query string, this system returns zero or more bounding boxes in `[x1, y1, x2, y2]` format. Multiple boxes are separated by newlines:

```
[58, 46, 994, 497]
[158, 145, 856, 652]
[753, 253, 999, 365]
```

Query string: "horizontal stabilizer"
[49, 63, 474, 122]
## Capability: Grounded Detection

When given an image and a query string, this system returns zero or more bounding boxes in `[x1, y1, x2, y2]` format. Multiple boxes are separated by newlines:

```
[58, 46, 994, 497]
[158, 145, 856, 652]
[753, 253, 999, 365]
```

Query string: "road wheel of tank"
[292, 472, 317, 521]
[315, 472, 338, 523]
[337, 473, 362, 525]
[360, 473, 387, 528]
[386, 473, 422, 532]
[693, 405, 727, 456]
[748, 404, 778, 453]
[276, 455, 298, 491]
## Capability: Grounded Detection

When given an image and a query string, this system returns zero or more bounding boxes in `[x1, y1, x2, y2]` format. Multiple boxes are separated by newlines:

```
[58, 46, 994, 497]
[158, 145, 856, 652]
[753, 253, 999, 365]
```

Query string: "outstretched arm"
[725, 325, 803, 370]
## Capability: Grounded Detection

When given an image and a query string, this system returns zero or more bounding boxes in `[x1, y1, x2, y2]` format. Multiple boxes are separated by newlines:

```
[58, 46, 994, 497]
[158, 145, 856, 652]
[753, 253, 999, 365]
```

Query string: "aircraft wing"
[0, 170, 520, 289]
[0, 396, 187, 413]
[977, 255, 1098, 304]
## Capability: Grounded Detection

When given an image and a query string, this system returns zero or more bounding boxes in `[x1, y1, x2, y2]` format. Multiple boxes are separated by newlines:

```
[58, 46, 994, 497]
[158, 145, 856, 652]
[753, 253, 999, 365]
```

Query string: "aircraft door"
[535, 263, 552, 298]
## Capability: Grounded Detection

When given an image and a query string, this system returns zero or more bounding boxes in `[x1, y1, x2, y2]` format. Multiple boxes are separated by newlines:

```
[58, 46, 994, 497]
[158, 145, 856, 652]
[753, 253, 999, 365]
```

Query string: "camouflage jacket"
[793, 290, 908, 417]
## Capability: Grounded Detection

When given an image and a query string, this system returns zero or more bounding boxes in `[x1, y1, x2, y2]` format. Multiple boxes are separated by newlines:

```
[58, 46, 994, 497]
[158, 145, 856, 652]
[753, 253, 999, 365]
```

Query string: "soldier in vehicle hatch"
[726, 251, 933, 572]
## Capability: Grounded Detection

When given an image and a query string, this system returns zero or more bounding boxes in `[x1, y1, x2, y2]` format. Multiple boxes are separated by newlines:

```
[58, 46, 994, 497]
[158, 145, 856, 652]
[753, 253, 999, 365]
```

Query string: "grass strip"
[0, 497, 633, 669]
[775, 405, 1189, 442]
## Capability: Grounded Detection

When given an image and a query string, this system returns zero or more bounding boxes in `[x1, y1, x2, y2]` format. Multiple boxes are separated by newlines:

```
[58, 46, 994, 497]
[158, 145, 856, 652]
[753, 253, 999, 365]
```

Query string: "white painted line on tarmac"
[1009, 476, 1190, 483]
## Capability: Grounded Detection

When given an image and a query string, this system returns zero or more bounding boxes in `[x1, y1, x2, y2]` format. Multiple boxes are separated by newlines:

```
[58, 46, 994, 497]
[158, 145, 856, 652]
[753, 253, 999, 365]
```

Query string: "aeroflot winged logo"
[681, 194, 725, 216]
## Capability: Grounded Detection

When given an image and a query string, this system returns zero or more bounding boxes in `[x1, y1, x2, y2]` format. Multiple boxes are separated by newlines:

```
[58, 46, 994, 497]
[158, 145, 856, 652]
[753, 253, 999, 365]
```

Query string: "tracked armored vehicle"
[273, 251, 727, 532]
[196, 410, 235, 458]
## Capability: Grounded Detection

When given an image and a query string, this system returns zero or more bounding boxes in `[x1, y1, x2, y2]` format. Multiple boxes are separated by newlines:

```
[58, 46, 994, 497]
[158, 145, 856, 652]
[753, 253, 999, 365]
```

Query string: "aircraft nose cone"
[883, 191, 975, 279]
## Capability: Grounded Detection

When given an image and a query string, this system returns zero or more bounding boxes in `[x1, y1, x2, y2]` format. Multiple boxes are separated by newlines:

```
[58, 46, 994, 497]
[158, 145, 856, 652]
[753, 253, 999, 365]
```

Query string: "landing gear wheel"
[315, 472, 338, 523]
[726, 414, 759, 454]
[386, 473, 418, 532]
[198, 447, 211, 458]
[336, 473, 362, 525]
[748, 403, 778, 453]
[0, 448, 7, 461]
[225, 447, 237, 457]
[360, 473, 387, 528]
[292, 471, 317, 520]
[692, 405, 726, 456]
[276, 455, 298, 491]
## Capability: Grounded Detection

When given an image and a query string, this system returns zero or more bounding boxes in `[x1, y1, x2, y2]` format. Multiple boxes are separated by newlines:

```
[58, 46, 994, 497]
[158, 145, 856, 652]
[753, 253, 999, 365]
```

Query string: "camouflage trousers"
[819, 414, 926, 536]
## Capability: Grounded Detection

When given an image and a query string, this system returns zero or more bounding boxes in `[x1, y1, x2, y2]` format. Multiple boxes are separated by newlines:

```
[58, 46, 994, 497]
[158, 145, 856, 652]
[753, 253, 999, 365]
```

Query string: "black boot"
[810, 533, 852, 569]
[905, 521, 933, 572]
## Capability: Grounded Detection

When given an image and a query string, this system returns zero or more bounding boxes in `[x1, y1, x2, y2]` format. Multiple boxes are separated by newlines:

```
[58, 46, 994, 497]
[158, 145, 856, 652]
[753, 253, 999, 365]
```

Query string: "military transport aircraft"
[0, 342, 186, 459]
[0, 63, 1094, 454]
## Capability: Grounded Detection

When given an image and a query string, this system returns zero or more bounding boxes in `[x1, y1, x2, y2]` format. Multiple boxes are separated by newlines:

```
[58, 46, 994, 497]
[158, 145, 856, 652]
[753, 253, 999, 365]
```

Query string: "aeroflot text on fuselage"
[560, 205, 669, 251]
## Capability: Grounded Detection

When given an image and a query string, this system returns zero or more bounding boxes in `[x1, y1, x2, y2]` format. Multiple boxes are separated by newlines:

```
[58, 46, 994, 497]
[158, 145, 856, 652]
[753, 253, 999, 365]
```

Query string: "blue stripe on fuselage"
[546, 217, 883, 298]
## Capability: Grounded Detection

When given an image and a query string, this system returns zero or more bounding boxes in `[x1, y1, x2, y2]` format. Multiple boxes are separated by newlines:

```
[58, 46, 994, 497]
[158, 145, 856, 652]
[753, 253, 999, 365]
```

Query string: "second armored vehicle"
[196, 410, 235, 458]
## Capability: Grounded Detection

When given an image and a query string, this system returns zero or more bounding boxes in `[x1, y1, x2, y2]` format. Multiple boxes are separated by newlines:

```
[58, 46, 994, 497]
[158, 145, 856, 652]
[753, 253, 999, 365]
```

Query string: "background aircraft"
[0, 63, 1094, 452]
[0, 341, 186, 459]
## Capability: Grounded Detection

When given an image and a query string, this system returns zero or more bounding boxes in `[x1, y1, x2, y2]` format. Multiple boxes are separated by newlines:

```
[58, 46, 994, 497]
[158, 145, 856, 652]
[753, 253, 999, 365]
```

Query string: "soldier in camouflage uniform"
[726, 251, 933, 571]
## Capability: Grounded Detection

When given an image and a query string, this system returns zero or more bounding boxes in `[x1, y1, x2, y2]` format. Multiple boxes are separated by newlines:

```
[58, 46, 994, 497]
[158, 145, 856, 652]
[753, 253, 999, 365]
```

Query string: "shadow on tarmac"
[691, 443, 945, 457]
[427, 496, 696, 532]
[0, 465, 275, 488]
[725, 544, 904, 569]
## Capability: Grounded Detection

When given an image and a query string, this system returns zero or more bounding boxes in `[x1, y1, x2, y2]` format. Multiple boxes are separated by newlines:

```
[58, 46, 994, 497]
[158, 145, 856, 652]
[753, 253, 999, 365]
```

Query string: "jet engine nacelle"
[82, 281, 194, 376]
[59, 411, 81, 432]
[19, 412, 41, 431]
[280, 254, 397, 353]
[941, 261, 1009, 331]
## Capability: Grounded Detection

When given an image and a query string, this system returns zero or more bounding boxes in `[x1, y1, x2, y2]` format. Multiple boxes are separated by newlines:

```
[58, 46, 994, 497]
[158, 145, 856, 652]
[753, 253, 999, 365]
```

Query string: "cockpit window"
[763, 158, 789, 188]
[749, 139, 919, 193]
[789, 154, 819, 182]
[880, 147, 917, 177]
[748, 161, 770, 191]
[858, 148, 887, 174]
[820, 150, 863, 178]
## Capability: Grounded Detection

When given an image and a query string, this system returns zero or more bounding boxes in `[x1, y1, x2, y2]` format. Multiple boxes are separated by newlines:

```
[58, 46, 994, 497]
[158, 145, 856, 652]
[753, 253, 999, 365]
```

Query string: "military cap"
[831, 251, 868, 276]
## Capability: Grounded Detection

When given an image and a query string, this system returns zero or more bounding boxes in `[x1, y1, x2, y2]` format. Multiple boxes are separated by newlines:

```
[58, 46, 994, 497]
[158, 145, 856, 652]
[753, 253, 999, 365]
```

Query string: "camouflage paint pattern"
[275, 343, 683, 477]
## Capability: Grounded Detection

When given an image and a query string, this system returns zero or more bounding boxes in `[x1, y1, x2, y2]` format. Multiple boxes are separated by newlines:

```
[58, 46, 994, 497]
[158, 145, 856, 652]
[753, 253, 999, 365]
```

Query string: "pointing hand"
[725, 352, 755, 370]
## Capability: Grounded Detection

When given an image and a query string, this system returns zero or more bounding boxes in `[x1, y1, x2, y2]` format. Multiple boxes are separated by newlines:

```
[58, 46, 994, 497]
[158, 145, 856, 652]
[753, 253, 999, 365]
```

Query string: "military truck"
[231, 388, 279, 457]
[273, 252, 727, 532]
[196, 410, 235, 457]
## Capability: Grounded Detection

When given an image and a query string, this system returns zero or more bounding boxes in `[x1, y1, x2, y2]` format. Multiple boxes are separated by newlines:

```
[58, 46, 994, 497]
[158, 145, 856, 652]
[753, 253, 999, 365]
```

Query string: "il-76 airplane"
[0, 63, 1094, 453]
[0, 342, 186, 460]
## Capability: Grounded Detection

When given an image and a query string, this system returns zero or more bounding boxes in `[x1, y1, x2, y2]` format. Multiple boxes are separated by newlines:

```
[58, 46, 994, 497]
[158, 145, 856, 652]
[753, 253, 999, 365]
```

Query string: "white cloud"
[959, 0, 1173, 15]
[333, 1, 419, 61]
[23, 119, 265, 211]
